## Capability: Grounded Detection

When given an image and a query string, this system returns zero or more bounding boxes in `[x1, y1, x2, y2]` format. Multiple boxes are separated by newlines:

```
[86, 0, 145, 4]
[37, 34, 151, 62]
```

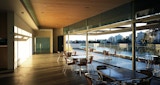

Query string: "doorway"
[58, 36, 64, 52]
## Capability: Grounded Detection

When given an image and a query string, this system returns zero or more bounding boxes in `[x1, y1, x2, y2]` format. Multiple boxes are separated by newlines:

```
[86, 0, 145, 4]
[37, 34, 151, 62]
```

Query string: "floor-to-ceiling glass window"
[14, 26, 32, 69]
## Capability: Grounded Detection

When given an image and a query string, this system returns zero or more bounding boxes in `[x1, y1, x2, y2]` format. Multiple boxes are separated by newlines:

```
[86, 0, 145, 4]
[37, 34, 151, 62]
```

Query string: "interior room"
[0, 0, 160, 85]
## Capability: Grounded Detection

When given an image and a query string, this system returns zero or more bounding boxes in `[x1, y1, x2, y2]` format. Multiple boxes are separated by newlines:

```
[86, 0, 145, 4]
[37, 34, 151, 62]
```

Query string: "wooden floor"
[0, 54, 87, 85]
[0, 53, 160, 85]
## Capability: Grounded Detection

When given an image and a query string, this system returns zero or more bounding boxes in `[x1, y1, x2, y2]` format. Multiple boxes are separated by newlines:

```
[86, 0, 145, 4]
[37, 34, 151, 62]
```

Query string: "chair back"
[79, 58, 87, 66]
[96, 65, 114, 82]
[66, 52, 72, 57]
[96, 65, 107, 70]
[139, 70, 153, 79]
[72, 51, 76, 56]
[88, 56, 93, 64]
[96, 65, 107, 80]
[84, 73, 92, 85]
[103, 50, 109, 55]
[153, 57, 160, 64]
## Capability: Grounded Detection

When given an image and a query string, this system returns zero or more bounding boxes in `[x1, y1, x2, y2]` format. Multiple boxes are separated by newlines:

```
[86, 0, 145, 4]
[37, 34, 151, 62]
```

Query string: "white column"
[68, 31, 70, 52]
[86, 31, 89, 59]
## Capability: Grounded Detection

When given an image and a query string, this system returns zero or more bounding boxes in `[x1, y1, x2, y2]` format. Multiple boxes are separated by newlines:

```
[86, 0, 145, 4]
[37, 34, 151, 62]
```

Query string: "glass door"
[35, 37, 50, 53]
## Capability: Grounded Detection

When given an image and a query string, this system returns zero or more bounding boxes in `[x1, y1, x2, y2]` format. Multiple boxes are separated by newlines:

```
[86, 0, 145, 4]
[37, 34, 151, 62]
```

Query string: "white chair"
[87, 56, 94, 73]
[77, 58, 88, 76]
[62, 57, 76, 74]
[57, 51, 64, 62]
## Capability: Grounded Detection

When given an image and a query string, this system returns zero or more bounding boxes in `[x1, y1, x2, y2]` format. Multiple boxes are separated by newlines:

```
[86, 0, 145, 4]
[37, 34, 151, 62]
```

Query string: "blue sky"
[67, 29, 149, 41]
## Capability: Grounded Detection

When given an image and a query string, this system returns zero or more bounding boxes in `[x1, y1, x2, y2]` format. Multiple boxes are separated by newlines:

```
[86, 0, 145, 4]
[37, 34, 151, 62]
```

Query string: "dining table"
[71, 55, 87, 59]
[97, 66, 148, 84]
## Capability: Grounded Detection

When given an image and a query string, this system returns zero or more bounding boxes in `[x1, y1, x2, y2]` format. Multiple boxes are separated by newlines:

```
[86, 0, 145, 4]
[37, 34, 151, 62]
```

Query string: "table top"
[97, 67, 147, 81]
[71, 55, 86, 59]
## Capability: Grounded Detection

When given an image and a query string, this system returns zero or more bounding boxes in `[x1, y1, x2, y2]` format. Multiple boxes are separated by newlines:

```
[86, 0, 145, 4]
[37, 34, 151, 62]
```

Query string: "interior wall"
[7, 11, 14, 70]
[0, 11, 8, 69]
[53, 28, 63, 53]
[34, 29, 53, 53]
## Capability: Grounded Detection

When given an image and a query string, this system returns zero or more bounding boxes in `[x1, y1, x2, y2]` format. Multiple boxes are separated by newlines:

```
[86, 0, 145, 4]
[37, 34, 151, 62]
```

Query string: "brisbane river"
[78, 44, 157, 60]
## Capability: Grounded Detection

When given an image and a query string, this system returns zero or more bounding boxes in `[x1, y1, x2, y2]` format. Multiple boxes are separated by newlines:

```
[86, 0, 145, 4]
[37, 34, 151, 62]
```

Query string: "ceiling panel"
[30, 0, 132, 29]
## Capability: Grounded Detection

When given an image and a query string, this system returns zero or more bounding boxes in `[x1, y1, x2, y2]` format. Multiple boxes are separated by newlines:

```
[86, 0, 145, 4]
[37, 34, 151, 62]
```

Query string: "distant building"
[108, 36, 115, 43]
[128, 34, 132, 41]
[114, 34, 123, 43]
[155, 30, 160, 43]
[136, 31, 145, 43]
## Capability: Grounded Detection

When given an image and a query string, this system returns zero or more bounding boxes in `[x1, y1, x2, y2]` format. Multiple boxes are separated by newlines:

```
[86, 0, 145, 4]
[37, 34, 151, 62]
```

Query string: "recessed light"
[85, 7, 90, 9]
[21, 12, 24, 14]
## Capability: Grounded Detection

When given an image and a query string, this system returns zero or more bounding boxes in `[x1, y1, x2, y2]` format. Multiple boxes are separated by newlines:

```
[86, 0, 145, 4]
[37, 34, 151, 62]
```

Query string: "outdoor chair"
[138, 69, 153, 85]
[96, 65, 114, 82]
[72, 51, 77, 56]
[57, 51, 64, 62]
[84, 73, 119, 85]
[125, 69, 153, 85]
[88, 56, 94, 73]
[77, 58, 88, 76]
[62, 57, 76, 74]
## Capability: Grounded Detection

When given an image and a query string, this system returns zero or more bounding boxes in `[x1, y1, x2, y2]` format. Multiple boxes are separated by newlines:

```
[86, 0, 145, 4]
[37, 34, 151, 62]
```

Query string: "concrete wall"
[0, 11, 14, 70]
[0, 11, 8, 69]
[53, 28, 63, 52]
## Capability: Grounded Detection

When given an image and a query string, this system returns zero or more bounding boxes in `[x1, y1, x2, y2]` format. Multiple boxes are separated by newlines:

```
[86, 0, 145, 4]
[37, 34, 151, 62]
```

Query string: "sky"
[66, 29, 149, 41]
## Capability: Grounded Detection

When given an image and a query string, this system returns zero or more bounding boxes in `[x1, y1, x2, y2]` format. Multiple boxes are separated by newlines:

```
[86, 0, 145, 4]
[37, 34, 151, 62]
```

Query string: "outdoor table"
[71, 55, 86, 59]
[97, 66, 147, 84]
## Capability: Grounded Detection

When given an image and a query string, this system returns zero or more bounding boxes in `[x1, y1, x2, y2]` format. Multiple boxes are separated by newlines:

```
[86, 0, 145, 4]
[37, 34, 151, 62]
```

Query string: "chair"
[77, 58, 88, 76]
[138, 69, 153, 85]
[88, 56, 94, 73]
[57, 51, 64, 62]
[84, 73, 120, 85]
[137, 56, 148, 69]
[125, 69, 153, 85]
[72, 51, 77, 56]
[97, 65, 107, 81]
[103, 50, 111, 60]
[84, 73, 107, 85]
[66, 52, 72, 57]
[62, 57, 76, 74]
[96, 65, 114, 82]
[152, 57, 160, 75]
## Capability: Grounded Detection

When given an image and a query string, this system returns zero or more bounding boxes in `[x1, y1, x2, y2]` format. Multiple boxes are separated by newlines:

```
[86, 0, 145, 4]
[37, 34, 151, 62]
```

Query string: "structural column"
[68, 31, 70, 52]
[132, 1, 136, 70]
[86, 27, 89, 59]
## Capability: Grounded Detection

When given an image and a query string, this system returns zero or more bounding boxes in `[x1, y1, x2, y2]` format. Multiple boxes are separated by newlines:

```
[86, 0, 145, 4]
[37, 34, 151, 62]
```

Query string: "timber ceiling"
[30, 0, 132, 29]
[0, 0, 132, 29]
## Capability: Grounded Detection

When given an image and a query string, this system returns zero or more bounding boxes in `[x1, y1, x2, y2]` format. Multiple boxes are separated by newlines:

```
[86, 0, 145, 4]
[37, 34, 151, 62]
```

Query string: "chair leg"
[62, 64, 66, 73]
[57, 56, 60, 62]
[87, 64, 94, 73]
[79, 66, 81, 76]
[90, 64, 94, 73]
